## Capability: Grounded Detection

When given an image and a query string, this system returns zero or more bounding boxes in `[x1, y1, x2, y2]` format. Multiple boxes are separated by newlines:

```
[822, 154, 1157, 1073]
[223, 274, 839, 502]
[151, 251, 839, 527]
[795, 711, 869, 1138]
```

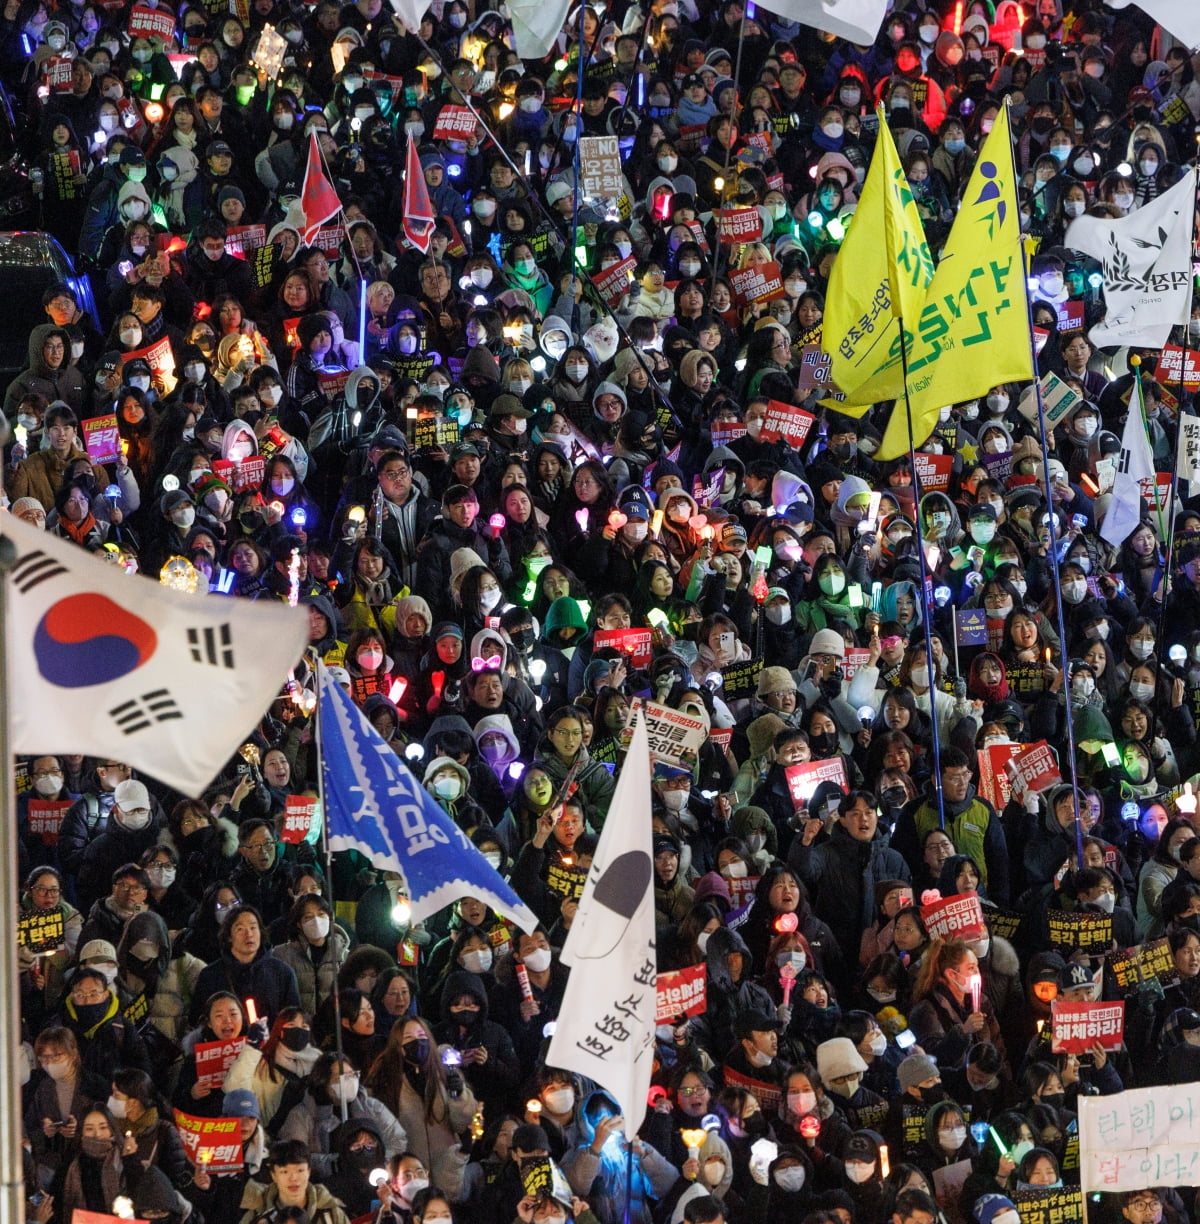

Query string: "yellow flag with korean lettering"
[824, 114, 934, 414]
[876, 104, 1034, 460]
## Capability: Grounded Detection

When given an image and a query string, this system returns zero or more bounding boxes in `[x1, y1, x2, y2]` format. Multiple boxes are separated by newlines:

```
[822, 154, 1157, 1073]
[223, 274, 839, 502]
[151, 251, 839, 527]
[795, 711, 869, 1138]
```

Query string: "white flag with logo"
[547, 716, 656, 1133]
[1100, 378, 1156, 547]
[508, 0, 570, 59]
[768, 0, 889, 45]
[3, 513, 307, 795]
[1179, 414, 1200, 484]
[1065, 170, 1196, 350]
[1106, 0, 1200, 56]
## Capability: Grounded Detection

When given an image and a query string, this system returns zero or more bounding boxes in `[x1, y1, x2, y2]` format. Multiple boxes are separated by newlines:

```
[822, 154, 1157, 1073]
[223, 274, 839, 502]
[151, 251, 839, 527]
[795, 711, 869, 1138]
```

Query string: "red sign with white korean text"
[920, 892, 986, 942]
[1050, 1000, 1125, 1053]
[1156, 344, 1200, 391]
[128, 4, 175, 38]
[710, 728, 733, 754]
[27, 799, 71, 845]
[913, 452, 954, 493]
[363, 70, 404, 100]
[212, 456, 266, 493]
[193, 1038, 245, 1091]
[433, 105, 477, 140]
[784, 758, 848, 807]
[82, 414, 120, 464]
[1006, 739, 1061, 796]
[594, 627, 653, 667]
[591, 255, 637, 308]
[729, 261, 785, 307]
[44, 56, 73, 92]
[655, 964, 707, 1021]
[120, 336, 176, 393]
[225, 225, 267, 257]
[717, 206, 763, 244]
[173, 1110, 244, 1174]
[842, 648, 872, 679]
[281, 796, 318, 844]
[313, 224, 345, 255]
[977, 743, 1021, 810]
[758, 400, 815, 446]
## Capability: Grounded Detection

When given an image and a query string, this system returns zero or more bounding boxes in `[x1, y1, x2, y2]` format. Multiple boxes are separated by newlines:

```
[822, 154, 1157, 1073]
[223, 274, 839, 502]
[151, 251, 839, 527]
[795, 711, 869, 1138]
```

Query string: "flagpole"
[568, 0, 588, 279]
[708, 8, 747, 289]
[0, 532, 27, 1223]
[1004, 97, 1084, 865]
[1151, 171, 1199, 683]
[895, 321, 946, 830]
[314, 661, 349, 1123]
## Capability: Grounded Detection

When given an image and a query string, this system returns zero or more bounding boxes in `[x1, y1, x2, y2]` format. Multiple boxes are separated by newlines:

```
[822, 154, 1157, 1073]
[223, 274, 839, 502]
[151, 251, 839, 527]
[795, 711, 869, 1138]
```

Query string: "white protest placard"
[579, 136, 623, 200]
[1079, 1086, 1200, 1191]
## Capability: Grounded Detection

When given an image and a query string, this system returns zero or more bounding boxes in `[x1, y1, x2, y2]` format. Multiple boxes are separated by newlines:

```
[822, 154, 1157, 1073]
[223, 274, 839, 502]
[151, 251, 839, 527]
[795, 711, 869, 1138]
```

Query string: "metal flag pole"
[1004, 97, 1084, 864]
[314, 660, 349, 1123]
[568, 0, 589, 277]
[895, 323, 946, 829]
[0, 532, 27, 1222]
[708, 8, 748, 288]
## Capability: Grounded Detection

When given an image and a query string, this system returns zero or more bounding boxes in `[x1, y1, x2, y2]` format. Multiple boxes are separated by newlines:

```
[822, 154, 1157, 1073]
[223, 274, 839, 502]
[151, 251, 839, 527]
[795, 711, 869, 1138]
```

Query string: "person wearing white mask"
[75, 781, 160, 916]
[272, 895, 350, 1016]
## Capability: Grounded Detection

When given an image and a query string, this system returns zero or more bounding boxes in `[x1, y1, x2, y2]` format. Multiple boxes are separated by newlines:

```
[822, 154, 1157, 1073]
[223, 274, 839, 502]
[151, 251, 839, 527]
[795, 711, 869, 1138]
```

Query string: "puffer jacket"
[271, 925, 352, 1016]
[278, 1083, 407, 1178]
[3, 326, 85, 415]
[115, 910, 205, 1040]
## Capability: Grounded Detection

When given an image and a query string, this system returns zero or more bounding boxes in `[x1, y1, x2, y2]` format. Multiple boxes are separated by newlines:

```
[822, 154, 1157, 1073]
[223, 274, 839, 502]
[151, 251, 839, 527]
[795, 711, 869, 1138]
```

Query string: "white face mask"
[543, 1087, 574, 1114]
[34, 773, 63, 795]
[461, 947, 493, 974]
[107, 1094, 127, 1118]
[696, 931, 711, 953]
[722, 859, 748, 879]
[766, 604, 791, 625]
[776, 1166, 807, 1191]
[1062, 580, 1086, 604]
[788, 1089, 817, 1116]
[523, 947, 552, 973]
[1114, 192, 1134, 209]
[330, 1073, 360, 1104]
[565, 362, 588, 382]
[1130, 639, 1154, 660]
[146, 864, 175, 888]
[1064, 199, 1085, 218]
[703, 1160, 726, 1186]
[940, 1127, 968, 1151]
[272, 475, 295, 497]
[680, 260, 701, 277]
[184, 363, 205, 383]
[480, 586, 503, 611]
[302, 914, 331, 941]
[1130, 680, 1155, 702]
[846, 1161, 875, 1183]
[869, 1032, 887, 1056]
[118, 808, 151, 831]
[1092, 890, 1116, 913]
[661, 788, 688, 812]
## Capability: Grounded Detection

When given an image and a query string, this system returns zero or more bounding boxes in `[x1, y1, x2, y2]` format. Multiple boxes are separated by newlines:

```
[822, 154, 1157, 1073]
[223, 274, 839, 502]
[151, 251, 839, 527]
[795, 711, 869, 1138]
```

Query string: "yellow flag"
[823, 114, 934, 415]
[876, 104, 1034, 461]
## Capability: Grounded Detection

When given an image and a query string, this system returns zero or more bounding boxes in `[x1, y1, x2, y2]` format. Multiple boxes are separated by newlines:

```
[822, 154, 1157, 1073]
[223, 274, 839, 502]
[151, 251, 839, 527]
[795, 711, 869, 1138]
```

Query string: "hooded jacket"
[116, 910, 205, 1041]
[692, 926, 776, 1058]
[4, 327, 86, 416]
[431, 969, 520, 1110]
[561, 1090, 679, 1224]
[278, 1073, 407, 1178]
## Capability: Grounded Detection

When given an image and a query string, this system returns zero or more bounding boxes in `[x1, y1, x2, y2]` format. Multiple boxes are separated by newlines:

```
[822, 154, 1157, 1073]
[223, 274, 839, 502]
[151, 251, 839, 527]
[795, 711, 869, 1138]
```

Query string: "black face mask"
[450, 1005, 480, 1024]
[1041, 1091, 1065, 1109]
[403, 1037, 430, 1065]
[880, 786, 908, 809]
[280, 1026, 310, 1052]
[510, 628, 535, 651]
[919, 1084, 946, 1104]
[348, 1146, 381, 1169]
[810, 731, 839, 757]
[128, 954, 158, 976]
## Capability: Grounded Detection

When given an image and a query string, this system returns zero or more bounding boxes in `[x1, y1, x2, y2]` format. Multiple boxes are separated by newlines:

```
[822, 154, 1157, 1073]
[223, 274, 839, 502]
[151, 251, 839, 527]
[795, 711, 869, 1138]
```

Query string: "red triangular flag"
[300, 131, 341, 245]
[402, 135, 436, 254]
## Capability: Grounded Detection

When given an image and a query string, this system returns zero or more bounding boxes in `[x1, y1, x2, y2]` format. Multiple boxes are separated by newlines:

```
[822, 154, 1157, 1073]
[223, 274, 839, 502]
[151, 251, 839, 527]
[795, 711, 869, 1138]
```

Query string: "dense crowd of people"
[3, 0, 1200, 1221]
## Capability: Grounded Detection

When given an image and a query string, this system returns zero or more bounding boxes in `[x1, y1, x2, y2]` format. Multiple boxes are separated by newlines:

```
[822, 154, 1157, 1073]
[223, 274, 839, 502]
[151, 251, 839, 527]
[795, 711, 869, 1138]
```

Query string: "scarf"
[62, 513, 98, 545]
[66, 991, 118, 1039]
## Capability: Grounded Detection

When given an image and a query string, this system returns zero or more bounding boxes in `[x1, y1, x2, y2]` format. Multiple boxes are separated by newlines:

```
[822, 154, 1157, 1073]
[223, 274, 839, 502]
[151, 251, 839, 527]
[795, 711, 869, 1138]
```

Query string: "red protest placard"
[842, 648, 872, 679]
[717, 206, 763, 244]
[676, 123, 707, 155]
[744, 129, 773, 157]
[1155, 345, 1200, 391]
[173, 1110, 244, 1174]
[225, 225, 267, 257]
[1138, 471, 1173, 512]
[920, 892, 986, 942]
[710, 728, 733, 754]
[727, 875, 760, 908]
[591, 255, 637, 308]
[82, 414, 120, 464]
[72, 1212, 149, 1224]
[193, 1037, 245, 1090]
[1055, 299, 1084, 334]
[128, 4, 176, 39]
[363, 69, 404, 100]
[977, 743, 1021, 810]
[432, 104, 477, 140]
[27, 799, 71, 845]
[784, 758, 848, 807]
[594, 627, 653, 667]
[281, 796, 318, 844]
[317, 369, 351, 401]
[655, 964, 707, 1021]
[120, 336, 176, 392]
[1050, 1000, 1125, 1053]
[44, 55, 73, 91]
[913, 452, 954, 493]
[313, 224, 345, 255]
[212, 455, 266, 492]
[758, 400, 815, 447]
[729, 261, 785, 307]
[1006, 739, 1061, 796]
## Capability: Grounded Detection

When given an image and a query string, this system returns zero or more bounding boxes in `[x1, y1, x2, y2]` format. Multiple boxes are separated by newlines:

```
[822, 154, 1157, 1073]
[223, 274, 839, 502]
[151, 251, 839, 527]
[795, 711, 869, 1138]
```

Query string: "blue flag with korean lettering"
[318, 665, 538, 932]
[547, 716, 657, 1133]
[956, 608, 989, 646]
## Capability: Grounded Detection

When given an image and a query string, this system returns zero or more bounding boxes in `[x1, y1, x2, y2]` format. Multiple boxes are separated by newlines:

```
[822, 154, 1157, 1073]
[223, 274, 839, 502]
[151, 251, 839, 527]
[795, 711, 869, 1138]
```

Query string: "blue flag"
[956, 607, 989, 647]
[318, 665, 538, 932]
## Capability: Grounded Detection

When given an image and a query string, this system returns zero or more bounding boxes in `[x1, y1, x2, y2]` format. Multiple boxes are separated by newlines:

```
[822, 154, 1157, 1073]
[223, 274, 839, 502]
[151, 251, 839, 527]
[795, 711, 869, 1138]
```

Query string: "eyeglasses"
[243, 839, 274, 851]
[114, 881, 147, 894]
[678, 1085, 708, 1096]
[380, 467, 410, 479]
[31, 885, 61, 896]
